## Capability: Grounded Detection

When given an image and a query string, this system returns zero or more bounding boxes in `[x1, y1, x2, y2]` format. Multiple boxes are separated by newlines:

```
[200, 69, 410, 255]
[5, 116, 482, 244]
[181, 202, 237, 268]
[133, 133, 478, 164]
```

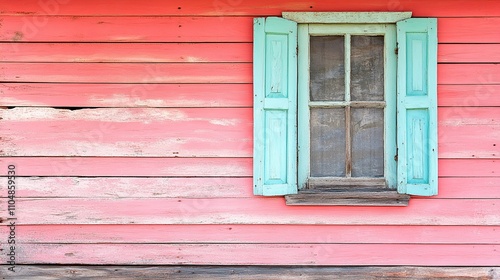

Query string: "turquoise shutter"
[396, 18, 438, 196]
[253, 17, 298, 196]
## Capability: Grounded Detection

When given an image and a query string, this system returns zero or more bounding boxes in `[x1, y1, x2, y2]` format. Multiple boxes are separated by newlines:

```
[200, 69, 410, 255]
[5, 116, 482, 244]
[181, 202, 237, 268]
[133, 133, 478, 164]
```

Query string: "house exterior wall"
[0, 0, 499, 266]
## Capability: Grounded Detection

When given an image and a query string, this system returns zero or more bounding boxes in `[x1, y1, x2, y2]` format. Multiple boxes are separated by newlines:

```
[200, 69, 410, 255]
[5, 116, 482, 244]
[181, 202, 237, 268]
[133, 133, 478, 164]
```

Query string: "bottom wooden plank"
[2, 225, 500, 244]
[2, 265, 499, 280]
[10, 244, 500, 266]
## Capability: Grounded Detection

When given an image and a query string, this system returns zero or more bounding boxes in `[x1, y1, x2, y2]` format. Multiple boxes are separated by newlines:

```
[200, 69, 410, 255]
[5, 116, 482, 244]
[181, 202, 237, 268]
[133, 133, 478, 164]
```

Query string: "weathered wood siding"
[0, 0, 499, 266]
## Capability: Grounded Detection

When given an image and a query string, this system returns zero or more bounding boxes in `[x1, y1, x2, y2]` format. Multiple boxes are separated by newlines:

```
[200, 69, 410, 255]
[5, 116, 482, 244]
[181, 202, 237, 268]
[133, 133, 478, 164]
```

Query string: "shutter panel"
[253, 17, 298, 196]
[396, 18, 438, 196]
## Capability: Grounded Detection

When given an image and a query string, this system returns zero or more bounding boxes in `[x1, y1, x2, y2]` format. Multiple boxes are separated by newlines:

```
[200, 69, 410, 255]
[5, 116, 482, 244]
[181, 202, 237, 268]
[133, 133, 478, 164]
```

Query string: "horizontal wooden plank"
[0, 63, 252, 83]
[438, 64, 500, 85]
[0, 16, 253, 42]
[0, 158, 494, 177]
[438, 44, 500, 63]
[439, 159, 499, 177]
[2, 0, 500, 17]
[4, 107, 498, 158]
[438, 178, 500, 198]
[0, 83, 253, 108]
[439, 126, 500, 158]
[438, 85, 500, 107]
[3, 63, 496, 85]
[2, 177, 252, 198]
[1, 198, 499, 225]
[5, 265, 500, 280]
[0, 43, 253, 63]
[0, 157, 252, 177]
[0, 16, 497, 44]
[12, 244, 500, 265]
[439, 107, 500, 158]
[2, 225, 500, 244]
[439, 18, 500, 43]
[0, 107, 252, 157]
[3, 177, 498, 199]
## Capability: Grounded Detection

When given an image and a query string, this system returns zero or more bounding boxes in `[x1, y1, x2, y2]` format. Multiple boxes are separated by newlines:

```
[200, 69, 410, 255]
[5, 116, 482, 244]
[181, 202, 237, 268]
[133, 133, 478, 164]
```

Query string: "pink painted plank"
[0, 83, 252, 107]
[4, 177, 500, 200]
[0, 43, 252, 63]
[439, 107, 500, 125]
[0, 63, 252, 83]
[18, 243, 500, 265]
[0, 157, 252, 177]
[439, 159, 499, 177]
[2, 198, 500, 225]
[439, 18, 500, 43]
[0, 16, 496, 45]
[438, 64, 500, 85]
[2, 225, 500, 244]
[2, 0, 500, 17]
[0, 16, 253, 42]
[5, 63, 498, 85]
[439, 125, 500, 158]
[8, 177, 253, 198]
[438, 178, 500, 198]
[0, 157, 494, 177]
[438, 44, 500, 63]
[438, 85, 500, 107]
[438, 107, 500, 159]
[0, 107, 252, 157]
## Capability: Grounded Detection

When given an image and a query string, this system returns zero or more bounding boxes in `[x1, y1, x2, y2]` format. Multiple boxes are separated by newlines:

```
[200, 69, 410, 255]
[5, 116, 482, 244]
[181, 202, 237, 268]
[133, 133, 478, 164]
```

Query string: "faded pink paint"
[1, 0, 499, 267]
[3, 197, 500, 225]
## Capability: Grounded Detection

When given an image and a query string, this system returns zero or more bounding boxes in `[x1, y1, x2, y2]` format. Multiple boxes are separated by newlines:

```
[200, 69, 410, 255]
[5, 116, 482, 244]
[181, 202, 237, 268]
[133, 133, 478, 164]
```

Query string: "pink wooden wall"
[0, 0, 499, 265]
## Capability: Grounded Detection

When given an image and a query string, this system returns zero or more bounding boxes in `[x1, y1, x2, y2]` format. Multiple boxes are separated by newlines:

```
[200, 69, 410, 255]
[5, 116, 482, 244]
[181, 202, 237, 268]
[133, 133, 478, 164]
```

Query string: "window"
[253, 13, 438, 206]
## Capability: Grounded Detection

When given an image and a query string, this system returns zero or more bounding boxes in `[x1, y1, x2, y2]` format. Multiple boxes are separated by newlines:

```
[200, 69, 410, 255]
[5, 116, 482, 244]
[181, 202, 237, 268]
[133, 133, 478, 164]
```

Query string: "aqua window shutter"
[253, 17, 298, 196]
[396, 18, 438, 196]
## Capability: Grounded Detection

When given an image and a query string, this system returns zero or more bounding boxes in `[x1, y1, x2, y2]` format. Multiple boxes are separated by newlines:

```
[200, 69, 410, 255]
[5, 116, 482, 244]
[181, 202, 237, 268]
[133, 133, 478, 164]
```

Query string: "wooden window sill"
[285, 187, 410, 206]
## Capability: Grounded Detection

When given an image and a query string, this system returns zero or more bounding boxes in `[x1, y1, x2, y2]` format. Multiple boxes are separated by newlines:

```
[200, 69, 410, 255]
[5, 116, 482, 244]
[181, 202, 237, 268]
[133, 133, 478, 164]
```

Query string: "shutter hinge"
[395, 47, 399, 55]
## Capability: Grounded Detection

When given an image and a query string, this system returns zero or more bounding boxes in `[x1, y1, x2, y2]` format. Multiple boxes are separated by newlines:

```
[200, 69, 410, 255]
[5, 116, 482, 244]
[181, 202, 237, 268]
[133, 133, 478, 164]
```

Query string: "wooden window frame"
[284, 12, 411, 206]
[252, 13, 438, 204]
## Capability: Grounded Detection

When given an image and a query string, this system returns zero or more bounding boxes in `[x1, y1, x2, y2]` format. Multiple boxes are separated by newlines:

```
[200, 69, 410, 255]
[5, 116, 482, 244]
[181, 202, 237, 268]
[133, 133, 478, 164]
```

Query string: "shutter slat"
[254, 17, 298, 196]
[397, 18, 438, 196]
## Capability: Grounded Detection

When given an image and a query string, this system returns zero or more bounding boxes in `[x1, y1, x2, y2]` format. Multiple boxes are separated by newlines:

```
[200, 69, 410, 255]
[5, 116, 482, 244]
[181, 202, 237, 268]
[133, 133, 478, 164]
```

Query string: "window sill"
[285, 187, 410, 206]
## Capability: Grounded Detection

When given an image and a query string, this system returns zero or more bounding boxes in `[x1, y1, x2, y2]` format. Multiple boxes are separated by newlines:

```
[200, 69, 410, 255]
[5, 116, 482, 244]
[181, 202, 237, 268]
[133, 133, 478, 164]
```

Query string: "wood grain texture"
[0, 107, 252, 157]
[438, 85, 500, 107]
[1, 198, 499, 225]
[438, 64, 500, 85]
[2, 177, 252, 198]
[4, 63, 495, 85]
[0, 157, 252, 177]
[439, 18, 500, 43]
[439, 126, 500, 158]
[0, 157, 495, 177]
[0, 43, 253, 63]
[0, 63, 252, 83]
[0, 83, 253, 108]
[11, 244, 500, 265]
[439, 44, 500, 63]
[439, 159, 499, 177]
[0, 16, 253, 42]
[439, 107, 500, 158]
[4, 266, 500, 280]
[2, 0, 500, 17]
[3, 177, 498, 199]
[0, 16, 497, 44]
[3, 224, 500, 244]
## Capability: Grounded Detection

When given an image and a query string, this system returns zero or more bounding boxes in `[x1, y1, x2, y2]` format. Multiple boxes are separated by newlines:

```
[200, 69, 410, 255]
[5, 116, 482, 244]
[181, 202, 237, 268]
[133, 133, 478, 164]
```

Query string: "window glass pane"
[351, 108, 384, 177]
[310, 36, 345, 101]
[310, 108, 346, 177]
[350, 36, 384, 101]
